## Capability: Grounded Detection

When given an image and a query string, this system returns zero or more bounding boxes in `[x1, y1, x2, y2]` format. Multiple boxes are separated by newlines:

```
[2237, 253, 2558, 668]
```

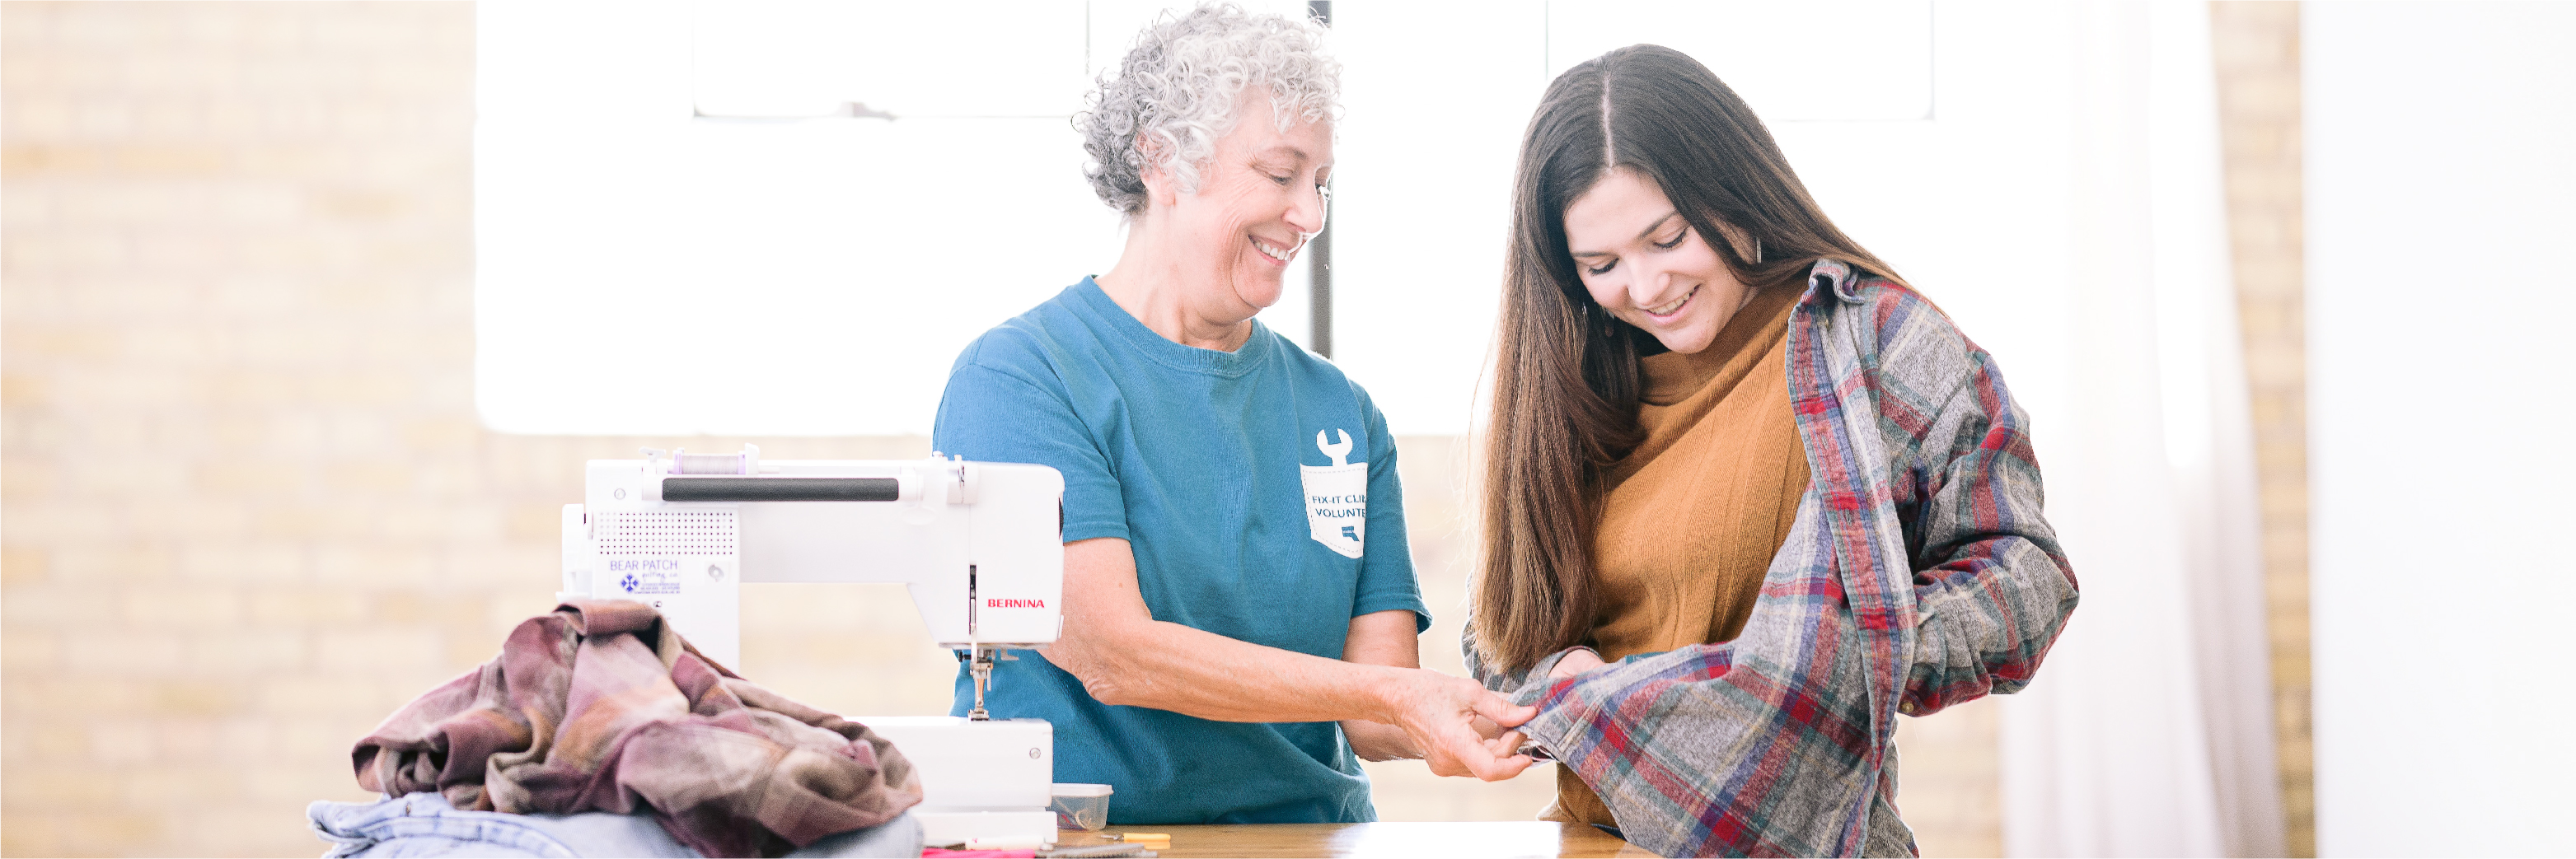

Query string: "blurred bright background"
[4, 2, 2569, 857]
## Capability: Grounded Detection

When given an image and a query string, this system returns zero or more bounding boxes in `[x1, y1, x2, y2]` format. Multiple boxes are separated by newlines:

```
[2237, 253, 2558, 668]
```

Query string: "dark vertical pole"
[1306, 0, 1333, 359]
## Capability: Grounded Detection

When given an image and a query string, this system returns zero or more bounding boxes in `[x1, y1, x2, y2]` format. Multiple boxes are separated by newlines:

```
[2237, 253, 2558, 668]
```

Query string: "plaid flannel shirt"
[1467, 259, 2079, 857]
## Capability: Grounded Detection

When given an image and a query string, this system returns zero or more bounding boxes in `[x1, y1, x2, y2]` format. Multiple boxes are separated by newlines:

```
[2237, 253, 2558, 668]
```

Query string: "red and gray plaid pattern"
[1468, 259, 2078, 857]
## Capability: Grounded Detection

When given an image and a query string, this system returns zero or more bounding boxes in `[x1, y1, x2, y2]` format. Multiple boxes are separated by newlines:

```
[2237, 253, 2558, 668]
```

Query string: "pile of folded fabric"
[310, 600, 924, 858]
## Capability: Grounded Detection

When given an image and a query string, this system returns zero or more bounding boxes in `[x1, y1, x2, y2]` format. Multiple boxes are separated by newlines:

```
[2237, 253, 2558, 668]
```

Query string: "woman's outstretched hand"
[1386, 670, 1538, 781]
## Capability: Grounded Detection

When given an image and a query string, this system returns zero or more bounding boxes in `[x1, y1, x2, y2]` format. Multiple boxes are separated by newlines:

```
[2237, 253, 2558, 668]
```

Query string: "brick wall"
[2209, 2, 2313, 856]
[5, 4, 494, 853]
[2, 3, 2286, 857]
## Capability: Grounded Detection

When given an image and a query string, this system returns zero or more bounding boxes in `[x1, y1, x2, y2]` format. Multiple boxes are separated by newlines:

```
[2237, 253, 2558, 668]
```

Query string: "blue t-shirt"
[930, 278, 1427, 825]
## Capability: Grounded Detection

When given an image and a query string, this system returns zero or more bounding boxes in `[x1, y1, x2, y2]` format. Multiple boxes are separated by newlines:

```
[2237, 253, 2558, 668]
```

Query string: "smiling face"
[1562, 167, 1752, 355]
[1148, 91, 1332, 320]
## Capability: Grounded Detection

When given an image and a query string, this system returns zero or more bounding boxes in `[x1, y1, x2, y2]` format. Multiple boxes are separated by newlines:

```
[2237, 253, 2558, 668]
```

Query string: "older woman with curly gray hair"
[929, 2, 1535, 826]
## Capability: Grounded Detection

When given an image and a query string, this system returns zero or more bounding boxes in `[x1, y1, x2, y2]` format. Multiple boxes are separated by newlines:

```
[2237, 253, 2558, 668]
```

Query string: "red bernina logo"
[986, 598, 1047, 609]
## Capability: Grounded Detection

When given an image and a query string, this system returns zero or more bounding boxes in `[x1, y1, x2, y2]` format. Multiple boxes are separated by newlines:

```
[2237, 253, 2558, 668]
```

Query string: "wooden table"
[1049, 822, 1654, 858]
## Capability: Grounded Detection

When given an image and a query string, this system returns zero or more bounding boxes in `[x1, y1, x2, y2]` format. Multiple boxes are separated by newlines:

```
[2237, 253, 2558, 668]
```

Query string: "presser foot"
[960, 646, 1017, 721]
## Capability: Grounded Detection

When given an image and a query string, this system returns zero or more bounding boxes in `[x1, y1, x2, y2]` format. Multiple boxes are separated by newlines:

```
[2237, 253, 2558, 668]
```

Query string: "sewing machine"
[557, 445, 1066, 847]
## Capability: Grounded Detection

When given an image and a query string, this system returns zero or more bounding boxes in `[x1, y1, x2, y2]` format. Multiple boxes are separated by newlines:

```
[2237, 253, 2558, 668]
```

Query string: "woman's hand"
[1380, 670, 1539, 781]
[1548, 647, 1607, 680]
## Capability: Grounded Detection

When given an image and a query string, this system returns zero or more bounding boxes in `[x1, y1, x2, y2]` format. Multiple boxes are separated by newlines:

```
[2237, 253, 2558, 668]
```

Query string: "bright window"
[475, 1, 1934, 435]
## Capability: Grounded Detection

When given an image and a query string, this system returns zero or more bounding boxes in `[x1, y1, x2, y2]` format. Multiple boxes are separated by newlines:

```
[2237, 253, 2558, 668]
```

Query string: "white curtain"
[2304, 3, 2576, 855]
[1997, 3, 2283, 857]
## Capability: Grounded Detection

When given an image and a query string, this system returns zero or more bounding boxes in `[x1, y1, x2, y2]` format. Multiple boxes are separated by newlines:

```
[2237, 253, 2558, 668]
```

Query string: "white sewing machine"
[557, 445, 1066, 847]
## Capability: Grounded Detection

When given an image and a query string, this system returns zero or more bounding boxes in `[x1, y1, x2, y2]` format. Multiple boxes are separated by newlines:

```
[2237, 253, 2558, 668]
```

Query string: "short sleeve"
[931, 352, 1128, 544]
[1349, 389, 1428, 633]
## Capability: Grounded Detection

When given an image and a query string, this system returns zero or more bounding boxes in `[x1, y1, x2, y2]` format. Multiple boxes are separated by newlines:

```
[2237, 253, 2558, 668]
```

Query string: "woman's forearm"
[1041, 614, 1405, 723]
[1342, 719, 1417, 760]
[1042, 536, 1409, 725]
[1337, 608, 1431, 760]
[1042, 538, 1534, 782]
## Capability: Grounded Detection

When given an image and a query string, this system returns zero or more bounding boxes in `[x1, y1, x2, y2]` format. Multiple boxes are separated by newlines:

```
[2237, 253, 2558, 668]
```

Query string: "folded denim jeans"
[308, 793, 924, 858]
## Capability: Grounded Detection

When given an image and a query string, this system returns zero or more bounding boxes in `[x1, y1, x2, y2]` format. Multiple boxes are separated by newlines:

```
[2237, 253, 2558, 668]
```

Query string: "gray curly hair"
[1075, 2, 1341, 218]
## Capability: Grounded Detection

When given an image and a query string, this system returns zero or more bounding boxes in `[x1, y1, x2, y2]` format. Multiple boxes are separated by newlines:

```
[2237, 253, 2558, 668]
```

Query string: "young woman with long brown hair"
[1465, 45, 2080, 856]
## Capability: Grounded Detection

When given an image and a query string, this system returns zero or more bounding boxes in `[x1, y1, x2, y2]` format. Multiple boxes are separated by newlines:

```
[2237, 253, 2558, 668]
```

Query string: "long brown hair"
[1474, 44, 1904, 674]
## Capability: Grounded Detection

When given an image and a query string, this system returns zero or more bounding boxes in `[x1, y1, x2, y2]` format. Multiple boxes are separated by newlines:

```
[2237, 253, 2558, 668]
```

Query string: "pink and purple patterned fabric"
[353, 600, 923, 858]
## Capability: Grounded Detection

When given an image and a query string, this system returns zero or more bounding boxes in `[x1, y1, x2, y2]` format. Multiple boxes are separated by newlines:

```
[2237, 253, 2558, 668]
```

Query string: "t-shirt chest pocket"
[1300, 428, 1366, 559]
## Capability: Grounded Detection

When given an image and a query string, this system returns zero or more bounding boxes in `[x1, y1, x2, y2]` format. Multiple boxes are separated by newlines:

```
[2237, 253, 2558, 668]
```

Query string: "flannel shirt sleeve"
[1459, 618, 1517, 693]
[1894, 340, 2080, 716]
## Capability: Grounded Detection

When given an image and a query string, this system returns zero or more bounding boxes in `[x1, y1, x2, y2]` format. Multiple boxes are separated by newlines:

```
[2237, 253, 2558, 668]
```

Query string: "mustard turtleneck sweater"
[1553, 283, 1811, 827]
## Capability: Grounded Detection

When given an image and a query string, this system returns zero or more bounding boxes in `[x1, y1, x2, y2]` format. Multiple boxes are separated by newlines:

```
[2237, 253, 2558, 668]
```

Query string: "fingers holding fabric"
[1425, 718, 1535, 781]
[1390, 671, 1537, 781]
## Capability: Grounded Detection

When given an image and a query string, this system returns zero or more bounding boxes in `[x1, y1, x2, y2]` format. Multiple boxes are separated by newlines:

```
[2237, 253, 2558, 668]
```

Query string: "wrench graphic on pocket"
[1315, 428, 1352, 466]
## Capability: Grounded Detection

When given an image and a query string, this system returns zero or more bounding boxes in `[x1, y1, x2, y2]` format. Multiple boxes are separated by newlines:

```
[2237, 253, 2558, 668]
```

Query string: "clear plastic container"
[1050, 782, 1114, 832]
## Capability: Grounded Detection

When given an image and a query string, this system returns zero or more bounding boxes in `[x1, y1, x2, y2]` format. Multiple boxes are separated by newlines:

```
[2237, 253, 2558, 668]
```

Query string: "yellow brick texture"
[2, 2, 2016, 856]
[2210, 2, 2315, 857]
